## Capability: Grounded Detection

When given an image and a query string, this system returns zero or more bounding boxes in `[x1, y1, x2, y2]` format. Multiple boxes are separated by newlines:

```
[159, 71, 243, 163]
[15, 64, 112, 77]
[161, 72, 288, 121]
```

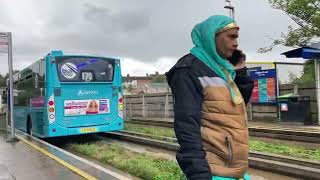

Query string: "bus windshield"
[56, 56, 114, 82]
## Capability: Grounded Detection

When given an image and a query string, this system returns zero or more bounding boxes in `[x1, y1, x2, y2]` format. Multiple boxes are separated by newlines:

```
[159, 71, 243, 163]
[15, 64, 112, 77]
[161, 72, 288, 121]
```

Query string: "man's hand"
[228, 49, 246, 70]
[233, 59, 245, 70]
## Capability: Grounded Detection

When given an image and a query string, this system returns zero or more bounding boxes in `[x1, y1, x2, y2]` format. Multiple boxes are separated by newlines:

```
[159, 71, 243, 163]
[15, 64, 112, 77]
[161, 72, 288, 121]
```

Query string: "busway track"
[128, 118, 320, 144]
[103, 130, 320, 180]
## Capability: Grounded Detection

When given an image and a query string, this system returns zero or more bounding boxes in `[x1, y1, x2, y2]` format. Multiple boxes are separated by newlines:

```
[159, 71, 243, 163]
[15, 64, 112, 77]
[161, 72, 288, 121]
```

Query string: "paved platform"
[0, 110, 136, 180]
[249, 121, 320, 132]
[0, 130, 136, 180]
[0, 132, 81, 180]
[129, 117, 320, 132]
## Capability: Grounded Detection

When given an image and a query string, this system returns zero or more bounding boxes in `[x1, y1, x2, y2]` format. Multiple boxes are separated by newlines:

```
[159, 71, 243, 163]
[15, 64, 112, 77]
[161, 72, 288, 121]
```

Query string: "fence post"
[165, 93, 169, 118]
[123, 96, 126, 120]
[129, 101, 132, 118]
[142, 95, 145, 117]
[145, 95, 148, 118]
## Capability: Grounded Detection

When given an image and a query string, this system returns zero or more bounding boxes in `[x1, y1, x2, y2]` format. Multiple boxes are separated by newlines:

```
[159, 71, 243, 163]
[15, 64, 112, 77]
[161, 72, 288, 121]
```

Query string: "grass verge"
[69, 143, 184, 180]
[124, 123, 176, 138]
[249, 139, 320, 160]
[125, 123, 320, 161]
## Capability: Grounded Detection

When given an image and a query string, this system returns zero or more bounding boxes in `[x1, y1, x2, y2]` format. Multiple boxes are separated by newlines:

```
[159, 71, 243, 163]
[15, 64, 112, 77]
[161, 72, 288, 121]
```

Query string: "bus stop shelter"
[282, 42, 320, 125]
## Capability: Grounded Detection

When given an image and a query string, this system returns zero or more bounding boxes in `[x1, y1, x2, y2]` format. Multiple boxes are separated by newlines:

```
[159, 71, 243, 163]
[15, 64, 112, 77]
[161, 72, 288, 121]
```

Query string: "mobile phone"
[228, 50, 244, 66]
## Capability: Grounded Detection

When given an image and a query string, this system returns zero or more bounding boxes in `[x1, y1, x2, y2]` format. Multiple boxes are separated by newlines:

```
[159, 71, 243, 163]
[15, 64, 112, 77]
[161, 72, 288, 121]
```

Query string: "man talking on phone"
[166, 15, 253, 180]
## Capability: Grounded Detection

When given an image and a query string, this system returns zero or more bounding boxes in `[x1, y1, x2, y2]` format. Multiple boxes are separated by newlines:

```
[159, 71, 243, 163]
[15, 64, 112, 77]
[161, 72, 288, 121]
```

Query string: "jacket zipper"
[225, 136, 233, 167]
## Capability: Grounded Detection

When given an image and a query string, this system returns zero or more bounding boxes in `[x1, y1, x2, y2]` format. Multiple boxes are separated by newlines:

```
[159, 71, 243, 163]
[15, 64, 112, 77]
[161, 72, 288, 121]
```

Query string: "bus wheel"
[27, 117, 32, 136]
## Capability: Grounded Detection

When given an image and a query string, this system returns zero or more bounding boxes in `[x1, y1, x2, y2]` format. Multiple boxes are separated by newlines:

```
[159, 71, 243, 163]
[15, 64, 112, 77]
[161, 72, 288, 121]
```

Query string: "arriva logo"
[78, 90, 98, 96]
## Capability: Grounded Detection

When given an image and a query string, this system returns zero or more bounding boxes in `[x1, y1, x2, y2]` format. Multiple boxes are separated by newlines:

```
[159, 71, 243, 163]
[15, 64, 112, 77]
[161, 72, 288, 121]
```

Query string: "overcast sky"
[0, 0, 306, 77]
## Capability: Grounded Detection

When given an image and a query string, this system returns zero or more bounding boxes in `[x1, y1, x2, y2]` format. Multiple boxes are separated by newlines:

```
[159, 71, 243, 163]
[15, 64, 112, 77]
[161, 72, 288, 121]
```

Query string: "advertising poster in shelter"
[249, 69, 277, 103]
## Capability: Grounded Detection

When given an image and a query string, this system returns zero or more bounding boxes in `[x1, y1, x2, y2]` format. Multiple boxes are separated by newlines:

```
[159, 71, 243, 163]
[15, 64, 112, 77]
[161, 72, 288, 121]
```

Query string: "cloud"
[0, 0, 303, 76]
[121, 56, 176, 76]
[84, 4, 150, 33]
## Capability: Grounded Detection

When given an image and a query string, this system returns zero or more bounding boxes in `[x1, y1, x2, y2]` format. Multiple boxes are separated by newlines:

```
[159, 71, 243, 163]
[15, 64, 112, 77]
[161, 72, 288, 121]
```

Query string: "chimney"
[127, 74, 130, 77]
[146, 73, 149, 77]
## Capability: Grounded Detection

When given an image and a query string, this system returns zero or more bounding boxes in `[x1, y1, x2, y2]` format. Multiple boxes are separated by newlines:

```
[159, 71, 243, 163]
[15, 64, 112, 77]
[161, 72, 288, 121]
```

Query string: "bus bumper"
[47, 118, 124, 137]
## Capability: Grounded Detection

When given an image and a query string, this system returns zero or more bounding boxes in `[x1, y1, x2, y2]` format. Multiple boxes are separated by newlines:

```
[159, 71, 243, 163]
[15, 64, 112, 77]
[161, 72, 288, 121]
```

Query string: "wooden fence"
[124, 83, 318, 124]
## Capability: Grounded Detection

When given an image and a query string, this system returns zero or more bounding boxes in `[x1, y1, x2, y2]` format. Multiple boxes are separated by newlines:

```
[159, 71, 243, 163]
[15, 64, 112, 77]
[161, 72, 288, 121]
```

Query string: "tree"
[0, 73, 9, 87]
[288, 61, 315, 83]
[259, 0, 320, 53]
[127, 84, 133, 92]
[151, 74, 166, 83]
[0, 70, 20, 88]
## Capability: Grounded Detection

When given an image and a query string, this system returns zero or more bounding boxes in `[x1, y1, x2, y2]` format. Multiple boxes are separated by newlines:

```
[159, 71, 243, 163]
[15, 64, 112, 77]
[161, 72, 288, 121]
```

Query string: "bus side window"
[35, 74, 39, 89]
[107, 64, 113, 81]
[39, 58, 45, 88]
[37, 75, 45, 89]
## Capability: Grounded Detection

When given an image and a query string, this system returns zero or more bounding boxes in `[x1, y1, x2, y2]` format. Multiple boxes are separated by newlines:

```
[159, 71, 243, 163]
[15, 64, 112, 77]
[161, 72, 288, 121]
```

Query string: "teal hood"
[190, 15, 242, 104]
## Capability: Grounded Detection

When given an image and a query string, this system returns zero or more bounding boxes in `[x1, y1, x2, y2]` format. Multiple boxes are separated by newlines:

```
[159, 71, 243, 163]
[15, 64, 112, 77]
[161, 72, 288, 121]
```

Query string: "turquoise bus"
[13, 50, 124, 137]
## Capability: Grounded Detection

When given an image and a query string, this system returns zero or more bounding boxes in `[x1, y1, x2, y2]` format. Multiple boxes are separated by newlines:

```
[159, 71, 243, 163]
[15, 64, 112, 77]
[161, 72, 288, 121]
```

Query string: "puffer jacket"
[165, 54, 254, 180]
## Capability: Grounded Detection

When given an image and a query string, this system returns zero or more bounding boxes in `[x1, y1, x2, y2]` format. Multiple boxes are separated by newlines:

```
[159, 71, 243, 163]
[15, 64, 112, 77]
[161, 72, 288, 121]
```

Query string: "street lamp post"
[224, 0, 235, 20]
[0, 32, 18, 142]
